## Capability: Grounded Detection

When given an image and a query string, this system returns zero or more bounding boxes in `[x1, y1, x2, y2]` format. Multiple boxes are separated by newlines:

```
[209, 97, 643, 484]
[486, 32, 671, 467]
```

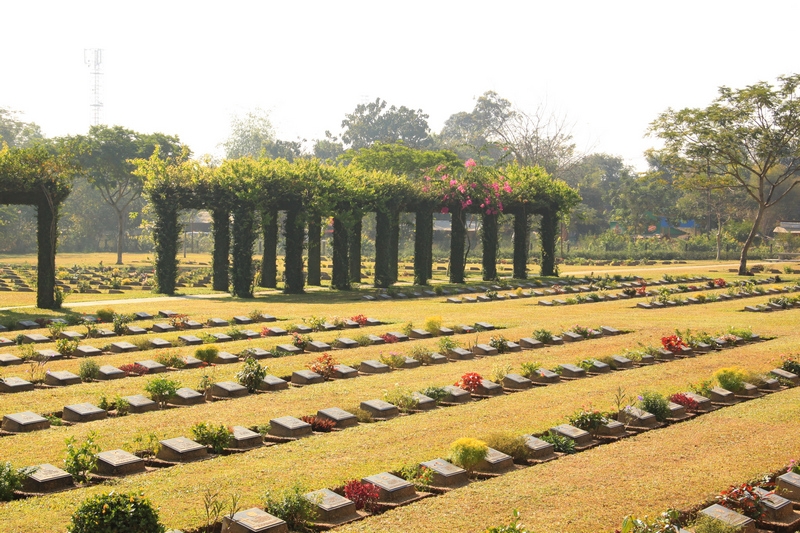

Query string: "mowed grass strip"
[0, 336, 796, 532]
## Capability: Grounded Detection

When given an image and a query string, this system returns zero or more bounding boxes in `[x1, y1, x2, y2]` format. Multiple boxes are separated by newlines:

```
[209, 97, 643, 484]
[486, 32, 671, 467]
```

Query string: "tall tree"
[650, 74, 800, 274]
[222, 108, 304, 161]
[0, 107, 43, 148]
[75, 125, 186, 264]
[341, 98, 431, 149]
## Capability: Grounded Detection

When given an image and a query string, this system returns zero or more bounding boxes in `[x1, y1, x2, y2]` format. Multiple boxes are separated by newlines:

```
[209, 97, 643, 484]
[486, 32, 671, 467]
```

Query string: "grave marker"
[420, 459, 469, 488]
[62, 403, 107, 423]
[360, 399, 399, 419]
[363, 472, 416, 503]
[157, 437, 208, 462]
[268, 416, 312, 439]
[95, 449, 146, 476]
[2, 411, 50, 432]
[317, 407, 358, 428]
[304, 489, 359, 524]
[22, 463, 73, 493]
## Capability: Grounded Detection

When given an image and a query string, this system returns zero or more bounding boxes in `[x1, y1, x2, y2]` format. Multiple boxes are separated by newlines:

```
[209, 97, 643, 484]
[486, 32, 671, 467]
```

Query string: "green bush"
[95, 308, 115, 322]
[64, 432, 100, 483]
[194, 345, 219, 364]
[714, 367, 748, 393]
[638, 391, 671, 422]
[154, 351, 186, 370]
[263, 483, 318, 531]
[420, 386, 448, 403]
[692, 514, 743, 533]
[68, 491, 165, 533]
[540, 432, 576, 454]
[0, 461, 36, 501]
[449, 437, 488, 473]
[482, 432, 529, 463]
[78, 359, 100, 381]
[383, 387, 419, 412]
[532, 328, 553, 344]
[56, 338, 79, 356]
[144, 376, 181, 409]
[191, 422, 232, 454]
[379, 352, 406, 369]
[519, 361, 541, 379]
[236, 357, 268, 393]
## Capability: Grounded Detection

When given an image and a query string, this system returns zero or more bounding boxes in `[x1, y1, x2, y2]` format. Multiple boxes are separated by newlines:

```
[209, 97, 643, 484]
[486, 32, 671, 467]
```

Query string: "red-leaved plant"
[716, 483, 769, 520]
[455, 372, 483, 393]
[669, 392, 699, 412]
[636, 284, 647, 296]
[350, 314, 368, 326]
[119, 363, 149, 376]
[661, 335, 688, 354]
[380, 333, 398, 344]
[343, 480, 380, 511]
[300, 415, 336, 432]
[307, 353, 338, 380]
[714, 278, 727, 288]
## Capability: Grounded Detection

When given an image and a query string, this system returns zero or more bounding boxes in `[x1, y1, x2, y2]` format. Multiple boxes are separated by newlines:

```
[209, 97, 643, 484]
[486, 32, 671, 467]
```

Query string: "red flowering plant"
[380, 333, 398, 344]
[455, 372, 483, 393]
[716, 483, 769, 520]
[350, 314, 368, 326]
[714, 278, 727, 288]
[669, 392, 700, 412]
[307, 352, 338, 380]
[635, 284, 648, 296]
[788, 459, 800, 475]
[661, 335, 688, 354]
[343, 480, 380, 512]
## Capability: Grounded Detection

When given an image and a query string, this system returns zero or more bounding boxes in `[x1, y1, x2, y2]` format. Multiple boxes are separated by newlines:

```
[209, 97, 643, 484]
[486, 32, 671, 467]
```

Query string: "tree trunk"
[332, 217, 350, 290]
[450, 207, 466, 283]
[414, 210, 432, 286]
[540, 209, 558, 277]
[283, 207, 305, 294]
[349, 216, 362, 284]
[389, 209, 400, 283]
[716, 213, 722, 261]
[374, 210, 392, 288]
[116, 207, 125, 265]
[307, 216, 321, 286]
[738, 205, 765, 275]
[513, 209, 529, 279]
[260, 208, 278, 288]
[211, 208, 230, 292]
[36, 201, 58, 309]
[481, 213, 498, 281]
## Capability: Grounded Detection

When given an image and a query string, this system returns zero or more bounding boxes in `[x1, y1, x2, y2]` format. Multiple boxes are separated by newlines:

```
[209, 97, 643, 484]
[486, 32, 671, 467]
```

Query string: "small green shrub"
[423, 316, 442, 335]
[56, 338, 79, 356]
[408, 344, 435, 364]
[263, 483, 318, 531]
[692, 514, 743, 533]
[482, 432, 529, 463]
[567, 407, 609, 432]
[619, 509, 681, 533]
[519, 361, 541, 379]
[111, 313, 132, 335]
[420, 386, 448, 403]
[399, 464, 434, 489]
[0, 462, 36, 501]
[154, 351, 186, 370]
[144, 376, 181, 409]
[532, 328, 553, 344]
[490, 363, 512, 384]
[488, 335, 509, 354]
[64, 432, 100, 483]
[438, 336, 460, 352]
[236, 357, 268, 393]
[449, 437, 488, 473]
[539, 432, 576, 454]
[383, 387, 419, 412]
[379, 352, 406, 369]
[95, 308, 115, 323]
[195, 346, 219, 364]
[714, 367, 747, 393]
[638, 391, 670, 422]
[191, 422, 232, 454]
[67, 491, 165, 533]
[78, 359, 100, 381]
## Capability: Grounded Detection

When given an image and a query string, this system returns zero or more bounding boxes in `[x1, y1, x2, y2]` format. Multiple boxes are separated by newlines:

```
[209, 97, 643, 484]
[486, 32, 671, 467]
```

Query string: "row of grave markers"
[636, 284, 800, 310]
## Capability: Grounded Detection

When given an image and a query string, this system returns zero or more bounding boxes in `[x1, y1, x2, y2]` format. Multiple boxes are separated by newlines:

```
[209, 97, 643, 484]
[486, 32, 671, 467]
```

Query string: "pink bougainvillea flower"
[457, 185, 465, 193]
[424, 175, 431, 181]
[471, 183, 477, 188]
[464, 158, 477, 169]
[441, 207, 449, 214]
[449, 179, 457, 186]
[491, 183, 500, 192]
[422, 185, 429, 192]
[436, 164, 446, 172]
[503, 183, 512, 193]
[465, 199, 472, 206]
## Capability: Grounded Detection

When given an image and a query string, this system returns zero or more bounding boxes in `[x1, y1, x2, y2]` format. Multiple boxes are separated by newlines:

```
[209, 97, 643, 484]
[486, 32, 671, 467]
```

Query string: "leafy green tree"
[650, 74, 800, 274]
[222, 108, 304, 161]
[0, 107, 43, 148]
[312, 130, 344, 160]
[73, 125, 186, 265]
[341, 98, 432, 149]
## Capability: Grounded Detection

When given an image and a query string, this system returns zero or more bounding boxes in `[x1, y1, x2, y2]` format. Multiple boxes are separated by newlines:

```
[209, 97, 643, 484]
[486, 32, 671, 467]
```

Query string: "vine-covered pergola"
[133, 152, 581, 297]
[0, 144, 76, 309]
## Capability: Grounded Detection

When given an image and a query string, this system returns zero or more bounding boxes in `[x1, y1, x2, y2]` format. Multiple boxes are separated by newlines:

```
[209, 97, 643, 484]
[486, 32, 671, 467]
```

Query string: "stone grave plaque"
[777, 471, 800, 502]
[317, 407, 358, 428]
[178, 335, 203, 346]
[428, 353, 448, 365]
[589, 360, 611, 374]
[411, 391, 436, 410]
[666, 402, 690, 420]
[366, 334, 385, 345]
[110, 341, 138, 353]
[620, 406, 658, 428]
[63, 402, 107, 423]
[211, 381, 249, 398]
[360, 399, 399, 419]
[475, 379, 503, 396]
[656, 348, 675, 360]
[255, 314, 276, 323]
[531, 369, 560, 385]
[0, 353, 22, 366]
[334, 337, 358, 349]
[505, 341, 522, 352]
[476, 447, 514, 474]
[207, 318, 228, 327]
[519, 337, 544, 349]
[753, 486, 795, 522]
[0, 376, 34, 393]
[233, 316, 253, 325]
[709, 387, 736, 404]
[442, 385, 471, 404]
[134, 312, 153, 320]
[260, 375, 289, 391]
[611, 355, 633, 369]
[409, 328, 432, 339]
[149, 338, 172, 349]
[304, 489, 358, 523]
[362, 295, 376, 301]
[95, 449, 145, 476]
[306, 340, 331, 352]
[385, 331, 409, 342]
[683, 392, 713, 412]
[699, 504, 755, 533]
[182, 356, 203, 369]
[23, 333, 50, 344]
[420, 459, 469, 488]
[363, 472, 416, 503]
[291, 370, 324, 385]
[558, 364, 586, 379]
[214, 351, 240, 364]
[59, 330, 84, 340]
[151, 323, 175, 333]
[402, 357, 421, 369]
[135, 360, 167, 374]
[171, 387, 205, 406]
[502, 373, 533, 390]
[36, 349, 63, 361]
[211, 333, 232, 342]
[97, 329, 117, 338]
[291, 325, 312, 335]
[332, 364, 357, 379]
[553, 299, 568, 305]
[275, 344, 301, 355]
[2, 411, 50, 432]
[123, 394, 158, 414]
[438, 327, 454, 336]
[364, 317, 381, 326]
[548, 336, 564, 345]
[473, 344, 498, 356]
[183, 320, 203, 330]
[343, 319, 360, 328]
[224, 508, 288, 533]
[562, 331, 583, 342]
[158, 310, 178, 318]
[126, 326, 147, 335]
[637, 302, 652, 309]
[22, 463, 73, 493]
[321, 322, 339, 331]
[44, 370, 81, 386]
[17, 320, 39, 329]
[264, 327, 287, 336]
[771, 368, 800, 385]
[759, 378, 780, 391]
[596, 420, 626, 438]
[158, 437, 208, 462]
[447, 348, 474, 361]
[269, 416, 312, 438]
[550, 424, 593, 446]
[229, 426, 262, 449]
[639, 354, 655, 365]
[460, 297, 476, 303]
[243, 348, 271, 359]
[0, 337, 13, 347]
[359, 360, 390, 374]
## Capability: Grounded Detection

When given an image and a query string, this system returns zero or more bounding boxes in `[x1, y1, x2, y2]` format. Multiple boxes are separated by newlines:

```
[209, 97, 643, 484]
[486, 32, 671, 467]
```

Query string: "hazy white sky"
[4, 0, 799, 170]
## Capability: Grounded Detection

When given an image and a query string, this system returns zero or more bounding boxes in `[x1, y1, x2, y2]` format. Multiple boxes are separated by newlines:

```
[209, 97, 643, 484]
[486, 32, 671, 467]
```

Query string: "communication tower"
[84, 49, 103, 126]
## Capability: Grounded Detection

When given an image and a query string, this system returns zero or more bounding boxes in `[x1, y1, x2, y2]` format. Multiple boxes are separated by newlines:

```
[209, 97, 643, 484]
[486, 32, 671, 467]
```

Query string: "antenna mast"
[84, 49, 103, 126]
